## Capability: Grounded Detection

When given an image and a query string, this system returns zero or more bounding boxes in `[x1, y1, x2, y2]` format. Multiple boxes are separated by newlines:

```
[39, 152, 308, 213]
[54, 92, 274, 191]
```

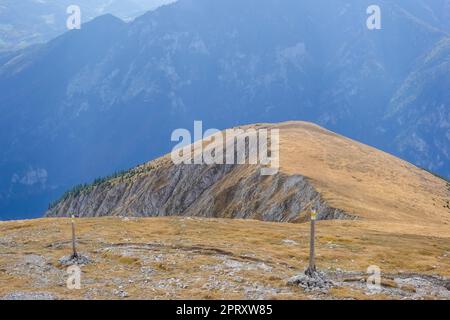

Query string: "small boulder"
[288, 270, 335, 293]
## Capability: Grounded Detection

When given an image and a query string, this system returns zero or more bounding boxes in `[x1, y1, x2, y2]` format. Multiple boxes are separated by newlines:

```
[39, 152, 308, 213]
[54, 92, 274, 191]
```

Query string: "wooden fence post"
[306, 209, 317, 276]
[71, 214, 78, 259]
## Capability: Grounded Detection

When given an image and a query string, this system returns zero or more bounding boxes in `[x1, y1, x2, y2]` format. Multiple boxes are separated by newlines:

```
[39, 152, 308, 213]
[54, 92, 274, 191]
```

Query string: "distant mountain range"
[0, 0, 176, 52]
[1, 0, 449, 219]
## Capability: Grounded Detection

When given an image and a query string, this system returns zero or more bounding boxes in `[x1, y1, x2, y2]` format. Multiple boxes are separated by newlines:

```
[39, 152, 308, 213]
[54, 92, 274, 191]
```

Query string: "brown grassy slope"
[48, 121, 450, 225]
[148, 121, 450, 224]
[270, 121, 450, 224]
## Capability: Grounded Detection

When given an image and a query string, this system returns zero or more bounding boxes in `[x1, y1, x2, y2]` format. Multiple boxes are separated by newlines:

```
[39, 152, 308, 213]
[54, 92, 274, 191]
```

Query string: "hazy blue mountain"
[0, 0, 176, 52]
[386, 37, 450, 175]
[0, 0, 449, 219]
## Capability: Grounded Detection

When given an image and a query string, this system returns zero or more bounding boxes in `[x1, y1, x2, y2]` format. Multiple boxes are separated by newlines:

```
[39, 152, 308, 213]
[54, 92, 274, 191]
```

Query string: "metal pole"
[306, 209, 317, 276]
[71, 214, 78, 259]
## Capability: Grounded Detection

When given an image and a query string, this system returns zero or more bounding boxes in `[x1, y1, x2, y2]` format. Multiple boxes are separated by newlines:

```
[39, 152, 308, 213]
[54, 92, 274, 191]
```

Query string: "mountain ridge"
[46, 121, 450, 226]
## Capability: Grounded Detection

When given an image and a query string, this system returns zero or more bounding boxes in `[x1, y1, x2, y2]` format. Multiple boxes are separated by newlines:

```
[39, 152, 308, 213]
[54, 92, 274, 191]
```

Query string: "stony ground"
[0, 217, 449, 300]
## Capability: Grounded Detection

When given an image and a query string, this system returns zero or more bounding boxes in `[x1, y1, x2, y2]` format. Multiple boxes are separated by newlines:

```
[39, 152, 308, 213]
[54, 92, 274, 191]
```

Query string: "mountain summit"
[46, 121, 450, 226]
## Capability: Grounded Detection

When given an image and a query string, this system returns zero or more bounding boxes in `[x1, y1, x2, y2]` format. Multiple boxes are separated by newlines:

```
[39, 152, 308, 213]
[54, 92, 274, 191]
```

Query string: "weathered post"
[71, 214, 78, 259]
[306, 209, 317, 276]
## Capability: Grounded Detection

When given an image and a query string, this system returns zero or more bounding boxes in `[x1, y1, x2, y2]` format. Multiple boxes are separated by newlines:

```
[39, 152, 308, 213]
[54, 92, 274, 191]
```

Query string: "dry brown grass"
[271, 121, 450, 225]
[0, 217, 449, 300]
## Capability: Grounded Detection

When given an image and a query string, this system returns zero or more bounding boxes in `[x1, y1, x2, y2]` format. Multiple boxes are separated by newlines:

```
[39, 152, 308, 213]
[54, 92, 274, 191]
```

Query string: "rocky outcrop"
[45, 157, 355, 222]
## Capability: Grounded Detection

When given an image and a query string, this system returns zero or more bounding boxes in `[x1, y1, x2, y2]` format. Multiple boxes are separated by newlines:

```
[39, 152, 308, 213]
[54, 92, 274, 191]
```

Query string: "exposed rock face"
[45, 159, 355, 222]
